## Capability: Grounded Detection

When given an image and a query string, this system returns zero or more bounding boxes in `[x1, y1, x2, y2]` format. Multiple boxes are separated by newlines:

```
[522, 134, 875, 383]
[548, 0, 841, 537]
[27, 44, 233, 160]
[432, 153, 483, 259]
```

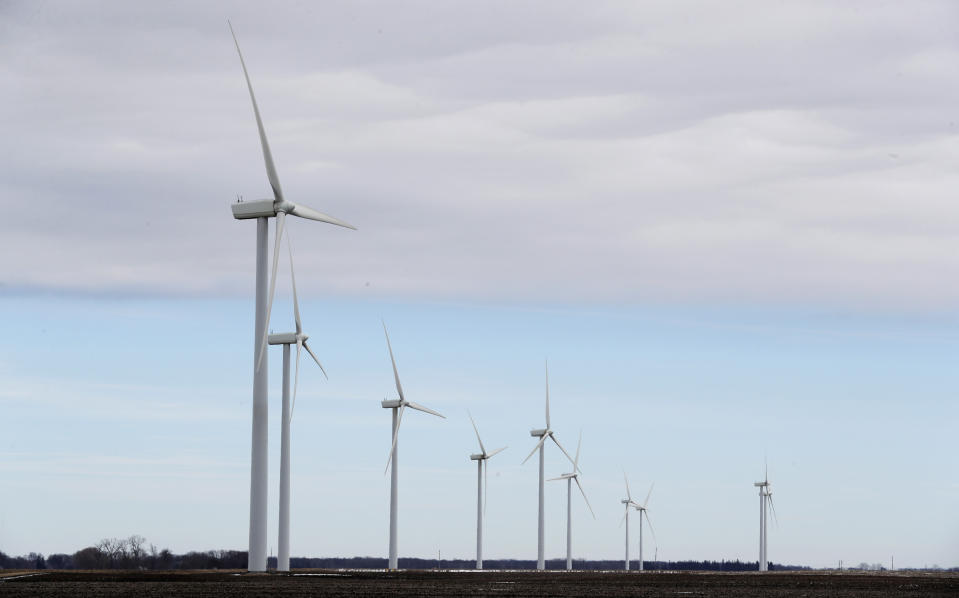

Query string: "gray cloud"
[2, 0, 958, 308]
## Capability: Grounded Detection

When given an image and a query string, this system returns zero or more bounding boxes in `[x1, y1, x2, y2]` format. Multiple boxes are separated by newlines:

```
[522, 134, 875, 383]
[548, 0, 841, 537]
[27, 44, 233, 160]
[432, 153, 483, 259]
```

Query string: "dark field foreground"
[1, 569, 957, 597]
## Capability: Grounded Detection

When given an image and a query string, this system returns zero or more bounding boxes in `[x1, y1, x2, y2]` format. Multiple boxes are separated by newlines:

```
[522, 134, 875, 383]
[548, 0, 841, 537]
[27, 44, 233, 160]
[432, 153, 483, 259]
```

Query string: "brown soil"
[1, 569, 956, 597]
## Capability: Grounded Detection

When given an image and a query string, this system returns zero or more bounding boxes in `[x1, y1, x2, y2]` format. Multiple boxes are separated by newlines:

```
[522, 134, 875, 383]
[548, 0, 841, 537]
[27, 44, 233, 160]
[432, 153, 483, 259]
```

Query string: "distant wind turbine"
[632, 483, 656, 572]
[620, 473, 640, 570]
[228, 21, 355, 572]
[468, 411, 506, 570]
[548, 431, 594, 571]
[381, 323, 445, 570]
[754, 463, 777, 571]
[522, 361, 576, 570]
[269, 240, 327, 572]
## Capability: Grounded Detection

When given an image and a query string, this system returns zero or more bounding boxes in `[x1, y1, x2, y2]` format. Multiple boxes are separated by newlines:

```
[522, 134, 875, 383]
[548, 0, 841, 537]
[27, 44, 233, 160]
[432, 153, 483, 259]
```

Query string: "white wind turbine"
[754, 463, 777, 572]
[522, 361, 576, 571]
[381, 323, 445, 570]
[548, 431, 594, 571]
[269, 240, 327, 572]
[228, 22, 355, 572]
[468, 411, 506, 570]
[632, 483, 656, 572]
[619, 473, 640, 570]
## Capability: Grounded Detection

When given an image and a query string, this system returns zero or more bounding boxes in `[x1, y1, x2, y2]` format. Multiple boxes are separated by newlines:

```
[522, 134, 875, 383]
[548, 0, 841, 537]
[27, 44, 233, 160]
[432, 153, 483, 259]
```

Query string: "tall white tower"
[754, 472, 772, 572]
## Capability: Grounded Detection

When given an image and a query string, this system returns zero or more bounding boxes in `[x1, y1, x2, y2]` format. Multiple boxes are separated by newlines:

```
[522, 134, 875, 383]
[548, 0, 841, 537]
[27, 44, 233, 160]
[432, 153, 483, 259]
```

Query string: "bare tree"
[96, 538, 128, 568]
[147, 543, 159, 570]
[127, 535, 146, 568]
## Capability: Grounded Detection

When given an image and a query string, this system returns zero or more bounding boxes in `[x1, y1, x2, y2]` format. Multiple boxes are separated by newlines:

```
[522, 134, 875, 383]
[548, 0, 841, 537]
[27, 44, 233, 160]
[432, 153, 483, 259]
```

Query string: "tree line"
[17, 536, 958, 572]
[0, 535, 247, 571]
[289, 556, 810, 571]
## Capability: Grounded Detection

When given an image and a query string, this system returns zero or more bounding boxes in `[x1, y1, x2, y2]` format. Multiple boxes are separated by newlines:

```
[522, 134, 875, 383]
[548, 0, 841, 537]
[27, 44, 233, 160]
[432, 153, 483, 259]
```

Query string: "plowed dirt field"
[1, 569, 956, 597]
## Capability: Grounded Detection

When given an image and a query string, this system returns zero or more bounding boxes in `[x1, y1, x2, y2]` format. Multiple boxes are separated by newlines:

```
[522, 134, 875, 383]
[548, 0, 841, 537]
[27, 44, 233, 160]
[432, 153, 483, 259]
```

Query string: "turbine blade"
[624, 471, 632, 501]
[406, 401, 445, 419]
[643, 482, 655, 508]
[546, 475, 568, 482]
[287, 236, 301, 335]
[288, 202, 356, 230]
[291, 339, 301, 420]
[228, 21, 283, 203]
[619, 504, 629, 528]
[549, 434, 576, 469]
[384, 405, 405, 474]
[468, 409, 486, 455]
[644, 510, 658, 547]
[302, 340, 328, 379]
[574, 476, 595, 519]
[573, 430, 582, 472]
[256, 210, 285, 372]
[522, 433, 548, 465]
[544, 360, 550, 429]
[768, 494, 779, 527]
[486, 446, 507, 458]
[382, 322, 405, 402]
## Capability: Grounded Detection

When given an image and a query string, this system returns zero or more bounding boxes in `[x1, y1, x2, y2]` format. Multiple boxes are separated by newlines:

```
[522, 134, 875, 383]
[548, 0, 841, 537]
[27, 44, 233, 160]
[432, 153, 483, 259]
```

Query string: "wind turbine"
[468, 411, 506, 570]
[269, 240, 327, 572]
[754, 463, 777, 571]
[381, 323, 445, 570]
[548, 431, 594, 571]
[228, 22, 355, 572]
[619, 473, 640, 570]
[633, 483, 656, 572]
[522, 361, 575, 571]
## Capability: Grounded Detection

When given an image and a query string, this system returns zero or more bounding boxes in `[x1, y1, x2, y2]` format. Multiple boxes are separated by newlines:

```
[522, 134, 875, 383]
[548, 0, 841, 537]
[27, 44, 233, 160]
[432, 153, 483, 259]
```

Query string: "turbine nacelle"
[529, 428, 548, 437]
[231, 198, 279, 219]
[268, 331, 307, 345]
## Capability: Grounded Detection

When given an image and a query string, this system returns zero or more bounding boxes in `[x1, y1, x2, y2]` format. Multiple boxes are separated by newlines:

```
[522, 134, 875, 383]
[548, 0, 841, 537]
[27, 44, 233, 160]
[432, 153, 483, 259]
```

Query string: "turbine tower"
[381, 323, 445, 570]
[633, 483, 656, 572]
[468, 411, 506, 570]
[548, 431, 594, 571]
[228, 22, 355, 572]
[269, 241, 328, 572]
[620, 473, 640, 570]
[754, 464, 777, 571]
[522, 361, 575, 570]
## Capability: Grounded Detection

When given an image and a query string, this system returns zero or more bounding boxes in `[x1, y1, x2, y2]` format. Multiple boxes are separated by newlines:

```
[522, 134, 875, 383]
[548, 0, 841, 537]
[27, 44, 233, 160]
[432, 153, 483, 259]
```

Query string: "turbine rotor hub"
[275, 199, 295, 214]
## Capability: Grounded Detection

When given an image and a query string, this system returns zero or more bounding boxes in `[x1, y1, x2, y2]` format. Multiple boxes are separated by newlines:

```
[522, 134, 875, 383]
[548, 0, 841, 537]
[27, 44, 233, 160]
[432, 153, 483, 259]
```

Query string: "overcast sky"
[1, 1, 957, 569]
